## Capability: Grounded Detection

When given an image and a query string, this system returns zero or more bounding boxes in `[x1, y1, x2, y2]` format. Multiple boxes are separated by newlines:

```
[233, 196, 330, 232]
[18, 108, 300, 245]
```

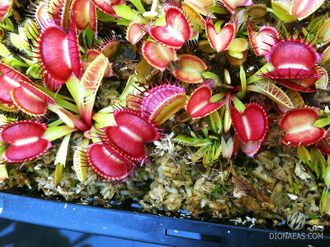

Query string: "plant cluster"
[1, 0, 330, 223]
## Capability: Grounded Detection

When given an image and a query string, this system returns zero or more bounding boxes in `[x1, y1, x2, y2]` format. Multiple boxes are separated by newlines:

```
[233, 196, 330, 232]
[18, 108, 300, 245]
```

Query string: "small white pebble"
[288, 194, 298, 200]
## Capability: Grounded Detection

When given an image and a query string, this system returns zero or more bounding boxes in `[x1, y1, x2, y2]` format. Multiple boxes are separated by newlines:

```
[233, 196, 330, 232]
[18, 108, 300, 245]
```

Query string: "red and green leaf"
[247, 20, 279, 56]
[206, 17, 236, 53]
[100, 109, 160, 160]
[141, 41, 177, 71]
[230, 103, 268, 145]
[278, 107, 326, 146]
[186, 81, 230, 119]
[148, 5, 193, 49]
[71, 0, 97, 33]
[88, 143, 134, 181]
[0, 120, 51, 163]
[172, 54, 207, 84]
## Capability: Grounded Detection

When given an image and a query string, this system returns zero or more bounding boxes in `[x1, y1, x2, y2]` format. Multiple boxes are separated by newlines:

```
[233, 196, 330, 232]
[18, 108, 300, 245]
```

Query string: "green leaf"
[297, 146, 311, 163]
[201, 72, 222, 83]
[246, 63, 274, 84]
[0, 18, 14, 32]
[315, 158, 325, 178]
[0, 43, 10, 57]
[10, 28, 29, 51]
[118, 75, 144, 103]
[191, 146, 210, 162]
[320, 188, 330, 215]
[26, 65, 42, 79]
[43, 125, 77, 142]
[74, 138, 90, 182]
[130, 0, 146, 13]
[193, 138, 213, 146]
[324, 167, 330, 185]
[308, 16, 323, 32]
[314, 117, 330, 128]
[173, 135, 212, 147]
[231, 94, 245, 113]
[0, 145, 8, 181]
[92, 112, 116, 128]
[214, 140, 222, 160]
[207, 7, 229, 14]
[311, 148, 326, 177]
[2, 56, 29, 67]
[48, 119, 64, 127]
[209, 110, 222, 134]
[214, 20, 225, 33]
[82, 25, 95, 48]
[238, 65, 246, 98]
[113, 4, 147, 24]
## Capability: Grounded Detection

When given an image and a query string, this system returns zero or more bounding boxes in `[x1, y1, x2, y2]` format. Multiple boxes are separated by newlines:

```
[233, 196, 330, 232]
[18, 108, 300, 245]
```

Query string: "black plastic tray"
[0, 187, 329, 247]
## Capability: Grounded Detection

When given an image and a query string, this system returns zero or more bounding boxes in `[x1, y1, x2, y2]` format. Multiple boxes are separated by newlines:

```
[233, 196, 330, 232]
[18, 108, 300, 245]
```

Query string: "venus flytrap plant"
[247, 19, 279, 57]
[172, 54, 207, 84]
[205, 16, 237, 53]
[79, 53, 109, 127]
[221, 137, 234, 159]
[259, 37, 324, 93]
[126, 22, 146, 45]
[278, 107, 326, 146]
[71, 0, 97, 33]
[0, 121, 51, 164]
[141, 40, 177, 71]
[315, 17, 330, 46]
[0, 28, 33, 69]
[229, 97, 268, 157]
[30, 17, 83, 90]
[320, 187, 330, 215]
[225, 38, 249, 99]
[0, 153, 8, 181]
[270, 0, 325, 23]
[245, 21, 329, 95]
[321, 45, 330, 63]
[186, 80, 230, 120]
[0, 62, 60, 117]
[132, 77, 187, 126]
[147, 4, 193, 49]
[86, 108, 161, 182]
[297, 146, 314, 171]
[271, 0, 298, 23]
[174, 119, 224, 166]
[310, 148, 326, 179]
[1, 0, 330, 223]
